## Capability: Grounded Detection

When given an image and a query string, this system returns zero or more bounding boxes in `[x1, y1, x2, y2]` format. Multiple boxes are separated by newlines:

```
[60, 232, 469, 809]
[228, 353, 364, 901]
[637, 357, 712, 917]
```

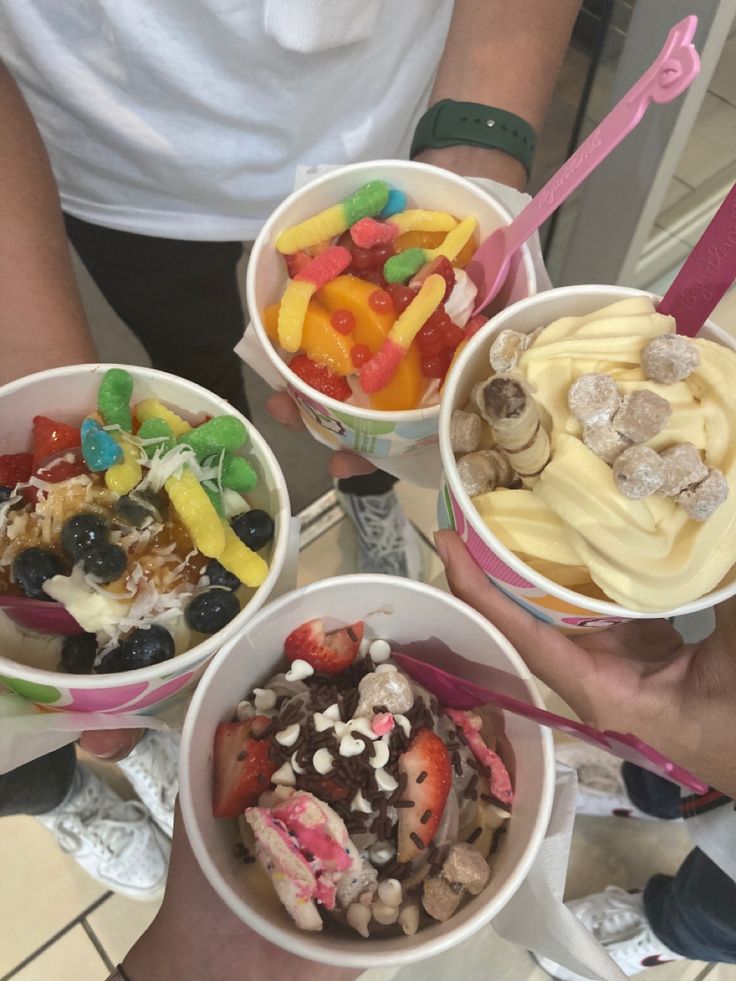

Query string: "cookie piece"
[612, 389, 672, 444]
[677, 468, 728, 521]
[658, 443, 708, 497]
[613, 445, 666, 499]
[641, 334, 700, 384]
[568, 373, 621, 427]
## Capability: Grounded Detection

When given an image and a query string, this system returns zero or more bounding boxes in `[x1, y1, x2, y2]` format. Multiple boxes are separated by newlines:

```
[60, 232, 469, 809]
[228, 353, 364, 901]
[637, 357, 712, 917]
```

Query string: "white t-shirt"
[0, 0, 454, 240]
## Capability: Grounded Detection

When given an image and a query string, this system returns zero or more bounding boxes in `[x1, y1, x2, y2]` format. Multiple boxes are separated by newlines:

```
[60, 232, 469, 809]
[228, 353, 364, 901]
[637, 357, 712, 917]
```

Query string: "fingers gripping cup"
[179, 575, 553, 968]
[0, 365, 291, 714]
[438, 286, 736, 632]
[247, 160, 537, 460]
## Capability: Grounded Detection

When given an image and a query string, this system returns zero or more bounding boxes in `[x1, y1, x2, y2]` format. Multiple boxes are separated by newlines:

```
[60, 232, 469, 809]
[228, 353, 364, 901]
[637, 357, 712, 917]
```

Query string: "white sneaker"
[118, 729, 180, 837]
[338, 489, 424, 579]
[536, 887, 684, 979]
[37, 764, 169, 901]
[556, 743, 658, 820]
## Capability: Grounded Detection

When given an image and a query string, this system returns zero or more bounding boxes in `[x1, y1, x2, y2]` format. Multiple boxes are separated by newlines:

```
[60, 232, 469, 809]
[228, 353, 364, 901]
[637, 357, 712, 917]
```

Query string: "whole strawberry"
[284, 618, 364, 675]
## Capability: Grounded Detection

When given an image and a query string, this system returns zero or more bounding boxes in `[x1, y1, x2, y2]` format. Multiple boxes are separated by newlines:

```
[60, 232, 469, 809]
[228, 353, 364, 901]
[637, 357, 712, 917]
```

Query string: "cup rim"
[245, 158, 538, 423]
[0, 363, 292, 689]
[179, 573, 555, 968]
[439, 284, 736, 620]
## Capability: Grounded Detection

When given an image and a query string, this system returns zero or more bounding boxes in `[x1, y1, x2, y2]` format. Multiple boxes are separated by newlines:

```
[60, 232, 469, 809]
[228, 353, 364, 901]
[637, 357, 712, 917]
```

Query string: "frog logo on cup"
[290, 387, 346, 437]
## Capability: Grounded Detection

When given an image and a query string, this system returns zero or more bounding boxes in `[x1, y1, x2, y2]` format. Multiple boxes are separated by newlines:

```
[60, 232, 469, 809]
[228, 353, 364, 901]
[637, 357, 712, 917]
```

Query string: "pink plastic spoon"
[658, 180, 736, 336]
[468, 15, 701, 314]
[391, 650, 708, 792]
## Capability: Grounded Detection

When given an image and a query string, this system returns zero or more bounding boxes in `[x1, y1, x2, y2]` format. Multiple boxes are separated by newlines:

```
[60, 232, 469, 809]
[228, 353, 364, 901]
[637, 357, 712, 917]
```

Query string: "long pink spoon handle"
[501, 15, 700, 259]
[658, 180, 736, 336]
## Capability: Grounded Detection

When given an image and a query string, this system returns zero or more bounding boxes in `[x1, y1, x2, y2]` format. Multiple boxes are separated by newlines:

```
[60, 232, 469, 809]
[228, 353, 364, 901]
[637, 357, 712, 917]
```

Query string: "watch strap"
[411, 100, 536, 175]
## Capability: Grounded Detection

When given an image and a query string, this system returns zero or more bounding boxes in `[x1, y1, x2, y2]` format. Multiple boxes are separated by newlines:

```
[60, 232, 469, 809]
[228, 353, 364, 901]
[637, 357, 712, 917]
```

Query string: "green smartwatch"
[410, 99, 537, 176]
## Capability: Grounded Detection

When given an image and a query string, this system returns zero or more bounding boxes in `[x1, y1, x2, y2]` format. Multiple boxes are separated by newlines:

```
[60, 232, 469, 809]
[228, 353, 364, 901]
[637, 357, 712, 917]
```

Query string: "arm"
[0, 61, 96, 384]
[415, 0, 582, 189]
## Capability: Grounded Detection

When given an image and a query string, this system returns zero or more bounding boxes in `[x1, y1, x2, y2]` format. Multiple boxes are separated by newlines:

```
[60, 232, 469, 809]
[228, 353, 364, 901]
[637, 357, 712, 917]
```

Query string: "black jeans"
[64, 215, 397, 498]
[623, 763, 736, 963]
[0, 744, 76, 817]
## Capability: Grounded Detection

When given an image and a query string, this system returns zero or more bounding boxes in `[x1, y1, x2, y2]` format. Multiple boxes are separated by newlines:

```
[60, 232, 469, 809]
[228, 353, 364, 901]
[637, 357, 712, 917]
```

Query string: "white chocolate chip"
[271, 761, 296, 786]
[374, 767, 399, 792]
[253, 688, 277, 711]
[399, 903, 420, 936]
[369, 842, 396, 865]
[313, 748, 334, 774]
[372, 901, 399, 925]
[394, 714, 412, 738]
[275, 723, 300, 748]
[313, 712, 335, 733]
[358, 636, 372, 657]
[349, 716, 379, 740]
[290, 752, 306, 775]
[375, 663, 397, 674]
[351, 790, 373, 814]
[284, 658, 314, 682]
[369, 639, 392, 663]
[235, 700, 255, 721]
[323, 703, 342, 721]
[377, 879, 402, 907]
[340, 733, 367, 757]
[347, 903, 371, 938]
[370, 741, 390, 769]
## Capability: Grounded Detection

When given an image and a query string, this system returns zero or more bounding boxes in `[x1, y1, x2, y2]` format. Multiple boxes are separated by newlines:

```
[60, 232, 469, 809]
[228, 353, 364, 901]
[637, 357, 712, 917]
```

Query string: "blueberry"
[206, 559, 241, 591]
[231, 509, 274, 552]
[115, 491, 165, 527]
[95, 646, 126, 674]
[60, 512, 109, 559]
[13, 548, 66, 599]
[60, 633, 98, 674]
[185, 589, 240, 633]
[0, 486, 13, 503]
[81, 543, 128, 583]
[116, 624, 176, 669]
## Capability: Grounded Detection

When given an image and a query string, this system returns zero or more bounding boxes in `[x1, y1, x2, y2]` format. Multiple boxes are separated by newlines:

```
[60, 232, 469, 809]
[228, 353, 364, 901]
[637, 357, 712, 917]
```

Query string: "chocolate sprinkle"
[466, 826, 483, 845]
[416, 771, 428, 784]
[490, 826, 507, 855]
[410, 831, 426, 851]
[420, 809, 432, 824]
[452, 750, 462, 776]
[394, 799, 415, 808]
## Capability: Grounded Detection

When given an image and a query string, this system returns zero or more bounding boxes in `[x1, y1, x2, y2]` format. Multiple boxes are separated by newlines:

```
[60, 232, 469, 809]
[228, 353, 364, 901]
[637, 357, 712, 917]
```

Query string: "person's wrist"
[413, 145, 528, 191]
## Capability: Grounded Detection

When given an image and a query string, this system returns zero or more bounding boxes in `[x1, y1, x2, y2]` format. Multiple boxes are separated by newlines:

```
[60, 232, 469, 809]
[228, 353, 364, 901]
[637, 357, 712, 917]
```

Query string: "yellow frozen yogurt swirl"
[472, 297, 736, 612]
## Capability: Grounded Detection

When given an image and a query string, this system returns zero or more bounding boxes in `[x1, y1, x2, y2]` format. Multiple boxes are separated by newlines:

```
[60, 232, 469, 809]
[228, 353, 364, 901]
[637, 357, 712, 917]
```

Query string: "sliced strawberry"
[37, 455, 89, 484]
[212, 715, 277, 819]
[32, 416, 81, 470]
[397, 728, 452, 862]
[410, 256, 455, 302]
[0, 453, 33, 488]
[289, 354, 352, 402]
[284, 250, 312, 278]
[283, 618, 364, 676]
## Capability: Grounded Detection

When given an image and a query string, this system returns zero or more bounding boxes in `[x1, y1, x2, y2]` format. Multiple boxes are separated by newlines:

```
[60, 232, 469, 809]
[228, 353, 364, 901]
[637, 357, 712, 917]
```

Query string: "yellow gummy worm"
[388, 210, 458, 234]
[427, 216, 478, 262]
[105, 436, 142, 495]
[165, 468, 226, 558]
[217, 521, 269, 587]
[136, 399, 191, 436]
[389, 274, 446, 349]
[275, 204, 346, 254]
[277, 278, 314, 353]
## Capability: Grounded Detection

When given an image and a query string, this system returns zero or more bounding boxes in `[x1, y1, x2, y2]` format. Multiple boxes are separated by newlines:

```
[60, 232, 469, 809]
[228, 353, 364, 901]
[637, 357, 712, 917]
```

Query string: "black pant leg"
[64, 215, 249, 418]
[622, 763, 682, 820]
[0, 744, 77, 817]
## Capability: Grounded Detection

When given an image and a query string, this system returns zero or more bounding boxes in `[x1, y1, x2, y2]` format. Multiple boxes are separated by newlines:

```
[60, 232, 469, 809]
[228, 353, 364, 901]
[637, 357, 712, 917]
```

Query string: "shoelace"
[54, 800, 149, 859]
[350, 497, 408, 561]
[576, 761, 626, 796]
[125, 735, 179, 812]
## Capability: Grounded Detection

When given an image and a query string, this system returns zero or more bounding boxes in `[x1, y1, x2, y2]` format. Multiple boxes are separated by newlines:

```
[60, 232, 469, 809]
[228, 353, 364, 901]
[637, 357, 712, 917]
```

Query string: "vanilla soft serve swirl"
[472, 296, 736, 611]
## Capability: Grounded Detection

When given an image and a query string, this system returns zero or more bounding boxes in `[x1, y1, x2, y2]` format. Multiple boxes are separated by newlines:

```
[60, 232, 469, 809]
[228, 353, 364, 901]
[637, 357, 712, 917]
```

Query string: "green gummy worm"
[178, 416, 247, 461]
[221, 455, 258, 492]
[202, 483, 224, 517]
[98, 368, 134, 430]
[342, 180, 390, 226]
[383, 248, 427, 284]
[138, 418, 176, 458]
